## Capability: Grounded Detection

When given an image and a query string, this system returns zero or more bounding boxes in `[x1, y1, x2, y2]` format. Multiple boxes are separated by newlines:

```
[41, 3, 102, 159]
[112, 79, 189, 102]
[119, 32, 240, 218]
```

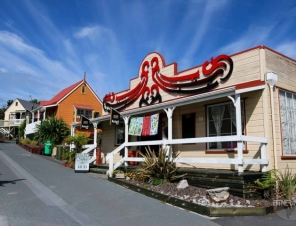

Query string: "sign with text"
[110, 108, 120, 125]
[75, 153, 89, 173]
[80, 115, 90, 129]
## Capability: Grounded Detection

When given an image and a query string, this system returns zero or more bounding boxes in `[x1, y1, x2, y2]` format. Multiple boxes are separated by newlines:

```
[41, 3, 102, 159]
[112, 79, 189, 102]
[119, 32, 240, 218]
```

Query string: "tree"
[30, 99, 40, 105]
[6, 100, 13, 108]
[18, 119, 27, 138]
[0, 99, 13, 120]
[0, 107, 4, 120]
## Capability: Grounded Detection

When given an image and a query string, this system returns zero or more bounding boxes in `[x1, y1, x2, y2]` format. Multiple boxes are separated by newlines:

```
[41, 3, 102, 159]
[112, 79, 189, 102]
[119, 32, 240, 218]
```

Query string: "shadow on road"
[0, 179, 25, 187]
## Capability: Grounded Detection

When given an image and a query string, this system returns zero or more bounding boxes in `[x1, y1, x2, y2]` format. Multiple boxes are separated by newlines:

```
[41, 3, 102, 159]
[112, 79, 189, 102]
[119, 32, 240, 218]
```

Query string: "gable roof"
[4, 98, 40, 114]
[40, 79, 102, 107]
[17, 99, 39, 110]
[40, 80, 83, 106]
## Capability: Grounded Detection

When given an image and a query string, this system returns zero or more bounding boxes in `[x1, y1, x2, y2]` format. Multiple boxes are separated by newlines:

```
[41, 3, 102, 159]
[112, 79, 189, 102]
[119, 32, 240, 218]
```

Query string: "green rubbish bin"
[44, 140, 52, 155]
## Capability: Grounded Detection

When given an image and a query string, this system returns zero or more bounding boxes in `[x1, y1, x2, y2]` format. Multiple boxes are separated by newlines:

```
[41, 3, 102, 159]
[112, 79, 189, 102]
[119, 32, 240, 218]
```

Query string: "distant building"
[26, 76, 102, 139]
[0, 98, 39, 138]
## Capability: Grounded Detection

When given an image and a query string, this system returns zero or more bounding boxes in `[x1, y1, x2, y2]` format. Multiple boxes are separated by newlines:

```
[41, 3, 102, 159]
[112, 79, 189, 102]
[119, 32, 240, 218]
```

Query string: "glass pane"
[221, 119, 231, 134]
[208, 121, 216, 136]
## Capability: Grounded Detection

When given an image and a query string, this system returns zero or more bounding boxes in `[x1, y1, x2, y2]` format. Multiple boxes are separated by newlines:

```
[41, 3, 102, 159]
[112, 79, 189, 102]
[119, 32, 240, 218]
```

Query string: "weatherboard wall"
[57, 82, 102, 135]
[265, 48, 296, 173]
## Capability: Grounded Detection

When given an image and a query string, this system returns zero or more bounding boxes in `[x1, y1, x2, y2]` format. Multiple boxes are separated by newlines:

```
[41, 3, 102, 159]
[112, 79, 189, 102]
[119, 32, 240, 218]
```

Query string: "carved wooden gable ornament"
[103, 53, 233, 112]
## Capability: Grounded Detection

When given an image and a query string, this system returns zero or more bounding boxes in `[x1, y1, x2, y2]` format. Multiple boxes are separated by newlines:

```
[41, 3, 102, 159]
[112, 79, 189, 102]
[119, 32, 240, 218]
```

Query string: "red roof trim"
[235, 80, 265, 90]
[40, 80, 83, 106]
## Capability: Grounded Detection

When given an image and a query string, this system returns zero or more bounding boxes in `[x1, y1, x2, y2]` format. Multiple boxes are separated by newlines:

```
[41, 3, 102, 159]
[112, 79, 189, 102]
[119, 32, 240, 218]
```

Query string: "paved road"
[0, 141, 295, 226]
[0, 141, 218, 226]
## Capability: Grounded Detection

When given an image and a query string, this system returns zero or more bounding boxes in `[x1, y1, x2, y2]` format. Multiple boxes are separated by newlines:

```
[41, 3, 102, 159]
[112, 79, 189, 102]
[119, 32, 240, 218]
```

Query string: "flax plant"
[137, 146, 185, 183]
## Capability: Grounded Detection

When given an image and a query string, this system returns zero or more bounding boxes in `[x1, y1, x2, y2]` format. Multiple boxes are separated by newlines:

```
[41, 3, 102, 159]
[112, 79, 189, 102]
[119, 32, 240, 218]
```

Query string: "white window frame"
[76, 108, 93, 122]
[279, 89, 296, 156]
[206, 101, 245, 150]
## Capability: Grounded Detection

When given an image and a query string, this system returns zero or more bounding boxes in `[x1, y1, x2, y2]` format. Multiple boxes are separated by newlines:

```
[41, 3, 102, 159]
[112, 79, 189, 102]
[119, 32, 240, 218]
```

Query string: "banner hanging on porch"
[128, 117, 143, 136]
[128, 113, 159, 136]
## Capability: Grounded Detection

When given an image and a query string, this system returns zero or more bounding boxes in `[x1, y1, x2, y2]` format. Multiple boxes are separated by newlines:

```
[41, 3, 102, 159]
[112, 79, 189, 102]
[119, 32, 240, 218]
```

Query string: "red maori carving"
[103, 54, 233, 112]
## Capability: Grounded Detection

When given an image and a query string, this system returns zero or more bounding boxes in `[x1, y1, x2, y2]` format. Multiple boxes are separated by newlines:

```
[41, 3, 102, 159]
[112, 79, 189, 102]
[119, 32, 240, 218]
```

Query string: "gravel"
[120, 179, 274, 208]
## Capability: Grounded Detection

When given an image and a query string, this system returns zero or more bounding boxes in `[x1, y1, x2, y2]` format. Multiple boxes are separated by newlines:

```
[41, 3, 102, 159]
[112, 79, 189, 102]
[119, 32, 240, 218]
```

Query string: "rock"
[126, 176, 130, 181]
[229, 199, 234, 203]
[116, 173, 125, 179]
[184, 195, 189, 200]
[237, 201, 241, 205]
[192, 199, 197, 203]
[206, 187, 230, 203]
[177, 179, 189, 189]
[246, 200, 250, 205]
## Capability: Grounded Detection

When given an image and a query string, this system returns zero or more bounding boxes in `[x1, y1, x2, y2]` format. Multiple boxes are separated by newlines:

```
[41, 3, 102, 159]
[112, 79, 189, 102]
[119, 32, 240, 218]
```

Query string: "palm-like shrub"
[18, 119, 26, 138]
[34, 117, 70, 145]
[137, 146, 184, 183]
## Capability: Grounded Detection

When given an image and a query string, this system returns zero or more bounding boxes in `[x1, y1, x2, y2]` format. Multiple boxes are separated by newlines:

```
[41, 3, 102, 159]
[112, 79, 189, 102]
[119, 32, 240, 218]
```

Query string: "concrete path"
[0, 141, 219, 226]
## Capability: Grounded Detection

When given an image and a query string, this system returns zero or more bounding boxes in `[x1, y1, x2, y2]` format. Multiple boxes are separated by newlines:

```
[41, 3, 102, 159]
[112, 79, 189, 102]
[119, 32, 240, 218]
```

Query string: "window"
[81, 85, 85, 94]
[207, 101, 245, 150]
[279, 90, 296, 156]
[15, 102, 18, 106]
[182, 113, 195, 138]
[94, 112, 100, 118]
[76, 109, 92, 122]
[115, 121, 125, 145]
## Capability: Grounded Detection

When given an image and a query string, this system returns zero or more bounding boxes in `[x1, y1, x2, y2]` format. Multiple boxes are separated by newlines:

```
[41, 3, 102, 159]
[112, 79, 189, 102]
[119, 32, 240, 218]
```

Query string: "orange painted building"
[30, 77, 102, 137]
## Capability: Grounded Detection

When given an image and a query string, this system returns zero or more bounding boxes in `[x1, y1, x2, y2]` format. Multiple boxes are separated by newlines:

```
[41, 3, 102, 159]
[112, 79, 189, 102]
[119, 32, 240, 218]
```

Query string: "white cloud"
[177, 0, 229, 68]
[216, 25, 275, 55]
[276, 42, 296, 59]
[74, 26, 101, 39]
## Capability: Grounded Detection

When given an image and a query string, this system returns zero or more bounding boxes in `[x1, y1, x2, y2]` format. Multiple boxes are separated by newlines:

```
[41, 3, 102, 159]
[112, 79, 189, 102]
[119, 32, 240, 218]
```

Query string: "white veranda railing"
[106, 135, 268, 177]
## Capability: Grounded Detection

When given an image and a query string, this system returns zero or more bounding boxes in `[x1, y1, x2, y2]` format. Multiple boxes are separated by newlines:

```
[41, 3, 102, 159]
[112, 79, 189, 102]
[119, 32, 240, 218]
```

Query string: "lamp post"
[38, 107, 45, 154]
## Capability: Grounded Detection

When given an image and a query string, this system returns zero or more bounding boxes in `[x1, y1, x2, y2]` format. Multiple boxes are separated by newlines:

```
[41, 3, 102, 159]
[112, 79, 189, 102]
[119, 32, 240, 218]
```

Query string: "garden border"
[108, 177, 274, 217]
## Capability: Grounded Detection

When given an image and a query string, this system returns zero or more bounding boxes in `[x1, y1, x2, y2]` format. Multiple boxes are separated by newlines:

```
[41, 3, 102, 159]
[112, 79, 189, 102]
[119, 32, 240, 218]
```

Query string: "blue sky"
[0, 0, 295, 107]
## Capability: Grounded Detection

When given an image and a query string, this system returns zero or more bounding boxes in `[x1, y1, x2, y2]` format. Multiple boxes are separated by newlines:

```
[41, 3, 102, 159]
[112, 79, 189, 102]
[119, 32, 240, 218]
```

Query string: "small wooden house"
[26, 77, 102, 138]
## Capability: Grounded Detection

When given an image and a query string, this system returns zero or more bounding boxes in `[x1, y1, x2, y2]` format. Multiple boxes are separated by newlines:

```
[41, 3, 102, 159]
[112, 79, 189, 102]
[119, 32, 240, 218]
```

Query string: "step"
[88, 172, 107, 179]
[89, 167, 108, 175]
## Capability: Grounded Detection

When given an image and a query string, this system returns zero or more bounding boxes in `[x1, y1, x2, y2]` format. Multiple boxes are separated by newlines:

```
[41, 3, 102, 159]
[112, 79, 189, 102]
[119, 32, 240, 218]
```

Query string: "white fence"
[106, 135, 268, 176]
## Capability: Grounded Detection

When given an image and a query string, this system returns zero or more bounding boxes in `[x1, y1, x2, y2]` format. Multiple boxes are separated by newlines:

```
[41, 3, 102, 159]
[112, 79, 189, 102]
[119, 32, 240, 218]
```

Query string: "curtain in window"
[280, 91, 296, 155]
[211, 105, 225, 148]
[228, 104, 236, 128]
[280, 91, 289, 154]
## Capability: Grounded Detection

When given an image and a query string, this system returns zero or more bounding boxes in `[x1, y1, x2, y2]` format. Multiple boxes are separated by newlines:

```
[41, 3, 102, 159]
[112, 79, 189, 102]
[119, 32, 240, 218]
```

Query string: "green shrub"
[30, 140, 38, 146]
[255, 166, 296, 200]
[34, 117, 70, 145]
[22, 138, 31, 145]
[254, 169, 277, 199]
[18, 120, 26, 138]
[151, 178, 167, 185]
[62, 134, 90, 166]
[275, 165, 296, 200]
